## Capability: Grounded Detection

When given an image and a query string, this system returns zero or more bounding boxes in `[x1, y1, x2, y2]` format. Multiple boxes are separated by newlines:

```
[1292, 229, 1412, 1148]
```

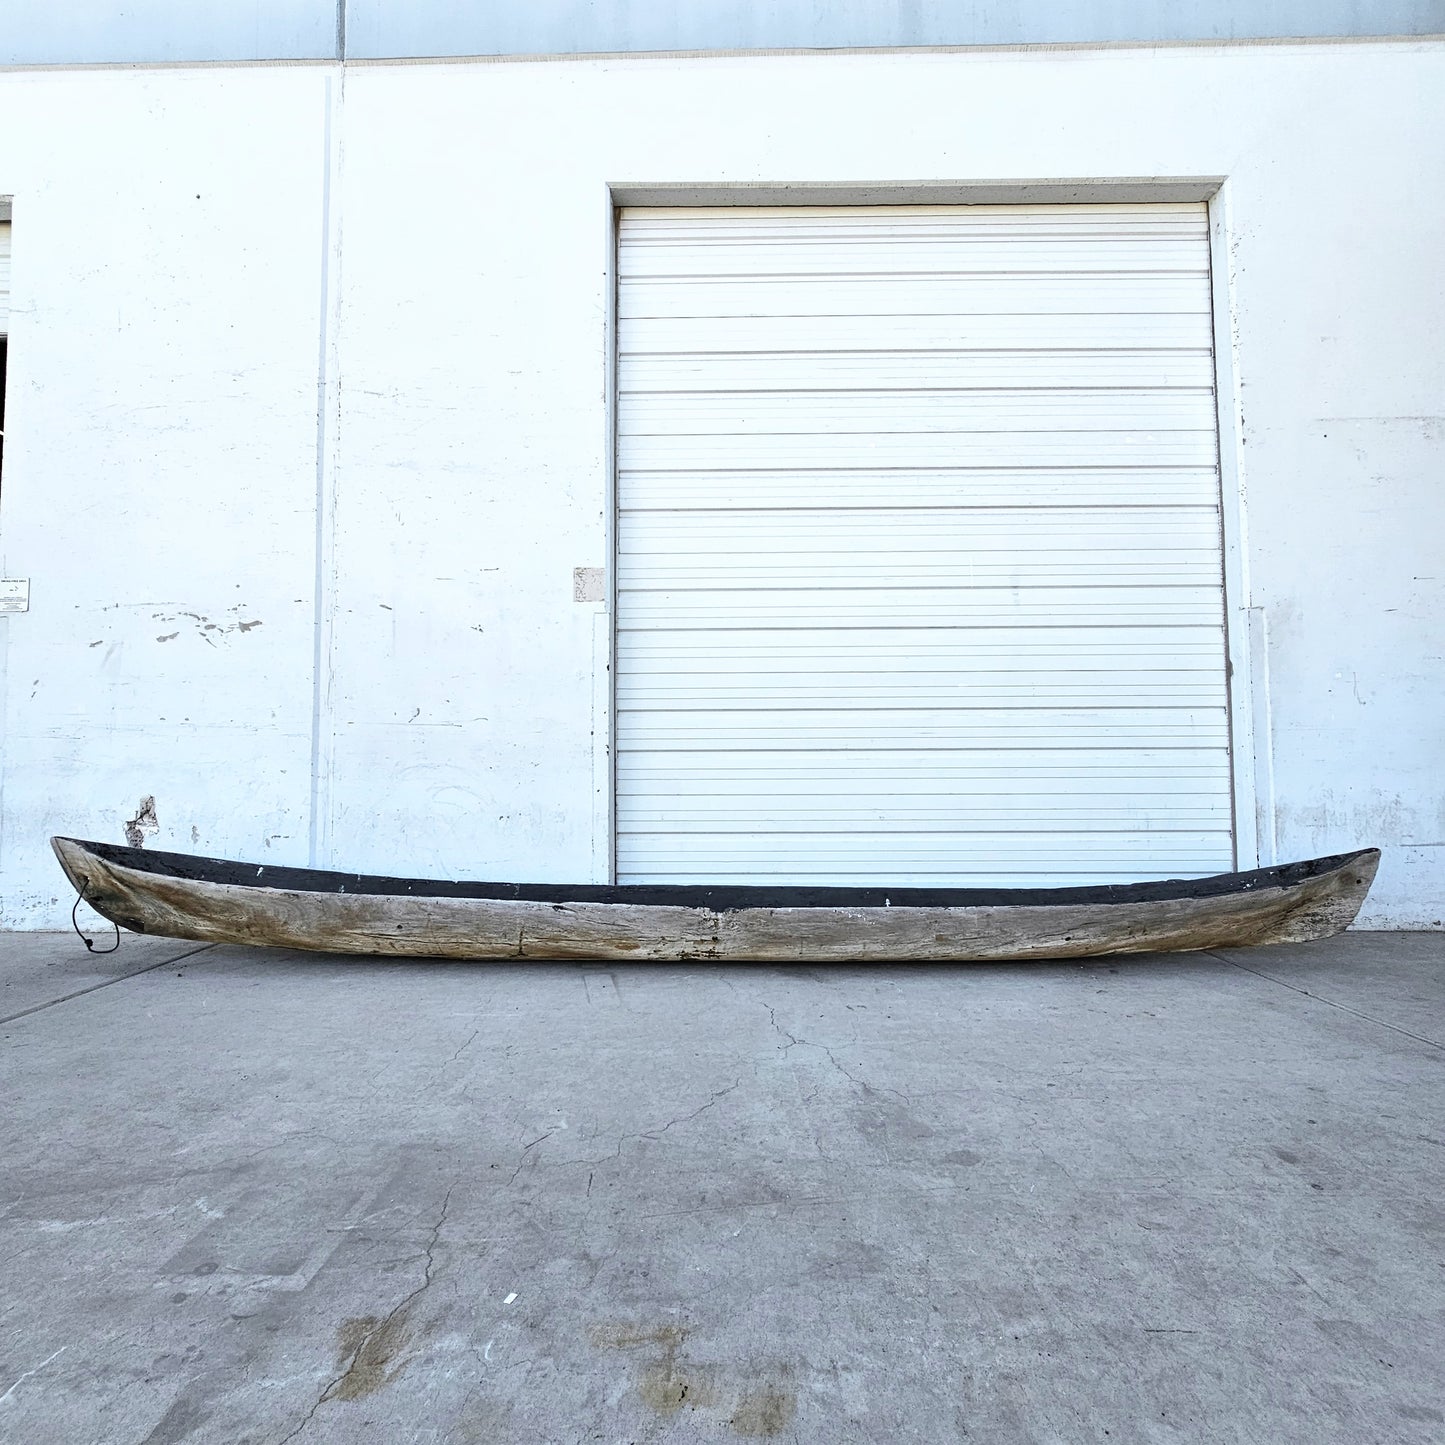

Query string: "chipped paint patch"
[573, 566, 605, 602]
[124, 796, 160, 849]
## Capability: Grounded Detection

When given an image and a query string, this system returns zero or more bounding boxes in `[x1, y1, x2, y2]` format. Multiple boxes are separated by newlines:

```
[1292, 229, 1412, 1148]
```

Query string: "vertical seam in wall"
[1203, 198, 1237, 868]
[1207, 182, 1258, 871]
[1248, 606, 1278, 865]
[1220, 183, 1264, 865]
[605, 194, 620, 884]
[0, 196, 15, 913]
[336, 0, 347, 60]
[309, 68, 344, 868]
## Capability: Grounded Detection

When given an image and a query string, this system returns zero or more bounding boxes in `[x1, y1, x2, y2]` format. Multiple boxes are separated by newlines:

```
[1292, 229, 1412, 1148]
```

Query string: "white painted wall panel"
[0, 69, 328, 922]
[318, 81, 612, 881]
[617, 205, 1233, 886]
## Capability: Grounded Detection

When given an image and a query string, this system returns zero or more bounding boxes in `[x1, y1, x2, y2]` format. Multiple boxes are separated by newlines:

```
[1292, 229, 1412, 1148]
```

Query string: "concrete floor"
[1, 931, 1442, 1444]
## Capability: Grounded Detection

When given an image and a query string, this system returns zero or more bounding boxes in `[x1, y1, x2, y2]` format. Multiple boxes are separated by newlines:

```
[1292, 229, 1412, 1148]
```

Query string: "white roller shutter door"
[0, 220, 10, 331]
[616, 204, 1232, 886]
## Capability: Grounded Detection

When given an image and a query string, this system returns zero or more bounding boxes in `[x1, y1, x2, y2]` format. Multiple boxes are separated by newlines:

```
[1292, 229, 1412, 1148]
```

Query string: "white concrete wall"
[0, 67, 331, 920]
[1, 40, 1441, 927]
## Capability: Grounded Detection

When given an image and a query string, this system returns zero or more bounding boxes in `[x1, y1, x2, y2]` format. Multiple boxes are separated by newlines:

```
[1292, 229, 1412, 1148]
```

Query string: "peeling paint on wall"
[124, 797, 159, 849]
[573, 567, 605, 603]
[147, 606, 265, 646]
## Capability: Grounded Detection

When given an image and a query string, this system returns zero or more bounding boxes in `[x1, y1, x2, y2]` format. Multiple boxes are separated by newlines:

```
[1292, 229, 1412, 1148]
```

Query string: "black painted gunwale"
[58, 838, 1377, 913]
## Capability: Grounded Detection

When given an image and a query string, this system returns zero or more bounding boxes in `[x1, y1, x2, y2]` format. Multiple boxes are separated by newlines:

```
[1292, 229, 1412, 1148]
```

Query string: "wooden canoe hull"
[51, 837, 1380, 963]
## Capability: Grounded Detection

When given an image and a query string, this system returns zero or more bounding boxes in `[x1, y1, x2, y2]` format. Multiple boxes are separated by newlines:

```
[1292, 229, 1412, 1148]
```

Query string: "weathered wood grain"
[52, 837, 1379, 962]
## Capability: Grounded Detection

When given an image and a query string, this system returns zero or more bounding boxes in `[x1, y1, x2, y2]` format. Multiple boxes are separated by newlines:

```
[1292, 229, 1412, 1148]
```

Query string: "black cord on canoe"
[71, 878, 120, 954]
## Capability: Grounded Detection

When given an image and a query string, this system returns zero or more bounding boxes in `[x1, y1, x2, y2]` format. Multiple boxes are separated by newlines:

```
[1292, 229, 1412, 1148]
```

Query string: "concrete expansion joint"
[1205, 950, 1445, 1052]
[0, 942, 218, 1027]
[276, 1182, 456, 1444]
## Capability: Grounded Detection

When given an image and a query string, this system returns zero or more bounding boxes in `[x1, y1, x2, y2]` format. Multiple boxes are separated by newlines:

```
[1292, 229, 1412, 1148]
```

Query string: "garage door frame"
[599, 177, 1262, 885]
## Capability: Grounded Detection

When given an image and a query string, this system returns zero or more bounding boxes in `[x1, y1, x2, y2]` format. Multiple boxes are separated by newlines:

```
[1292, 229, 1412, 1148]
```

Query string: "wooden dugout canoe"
[52, 836, 1379, 963]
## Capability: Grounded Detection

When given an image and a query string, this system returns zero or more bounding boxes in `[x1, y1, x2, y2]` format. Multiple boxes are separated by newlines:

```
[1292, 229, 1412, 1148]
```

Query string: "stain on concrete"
[326, 1309, 414, 1401]
[1273, 1147, 1300, 1165]
[590, 1325, 794, 1428]
[729, 1385, 797, 1436]
[943, 1148, 983, 1167]
[335, 1315, 379, 1363]
[639, 1364, 719, 1414]
[590, 1322, 688, 1353]
[139, 1393, 211, 1445]
[1395, 1404, 1445, 1423]
[852, 1093, 934, 1145]
[590, 1323, 717, 1415]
